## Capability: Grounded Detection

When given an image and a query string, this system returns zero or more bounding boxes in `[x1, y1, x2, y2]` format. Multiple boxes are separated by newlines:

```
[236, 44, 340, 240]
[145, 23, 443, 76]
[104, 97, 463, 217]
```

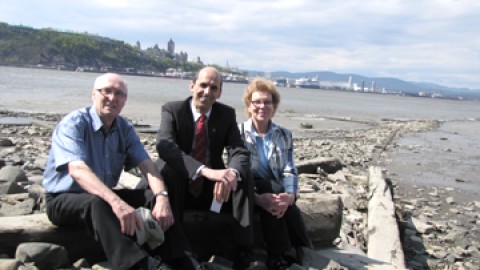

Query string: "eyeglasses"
[96, 88, 127, 99]
[251, 100, 273, 107]
[198, 82, 219, 92]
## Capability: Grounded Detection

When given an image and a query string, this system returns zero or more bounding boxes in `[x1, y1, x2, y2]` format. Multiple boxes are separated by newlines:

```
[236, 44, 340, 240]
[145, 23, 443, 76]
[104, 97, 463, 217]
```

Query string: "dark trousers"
[157, 160, 255, 255]
[255, 179, 312, 256]
[45, 189, 183, 270]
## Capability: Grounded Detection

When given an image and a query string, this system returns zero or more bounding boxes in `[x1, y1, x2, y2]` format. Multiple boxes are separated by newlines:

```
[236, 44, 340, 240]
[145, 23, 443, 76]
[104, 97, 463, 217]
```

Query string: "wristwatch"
[154, 190, 168, 198]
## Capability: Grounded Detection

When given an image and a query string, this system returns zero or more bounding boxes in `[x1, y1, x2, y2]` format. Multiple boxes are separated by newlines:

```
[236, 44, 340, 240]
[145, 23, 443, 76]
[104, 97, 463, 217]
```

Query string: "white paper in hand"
[210, 199, 223, 213]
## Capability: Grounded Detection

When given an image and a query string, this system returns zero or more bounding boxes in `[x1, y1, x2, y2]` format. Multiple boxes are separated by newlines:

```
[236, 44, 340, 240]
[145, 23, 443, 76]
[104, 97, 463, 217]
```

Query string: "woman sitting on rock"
[239, 78, 312, 270]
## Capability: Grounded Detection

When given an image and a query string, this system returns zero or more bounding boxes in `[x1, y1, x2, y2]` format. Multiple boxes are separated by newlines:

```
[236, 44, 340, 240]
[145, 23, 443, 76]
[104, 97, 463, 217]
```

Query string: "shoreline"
[1, 109, 479, 197]
[379, 119, 480, 200]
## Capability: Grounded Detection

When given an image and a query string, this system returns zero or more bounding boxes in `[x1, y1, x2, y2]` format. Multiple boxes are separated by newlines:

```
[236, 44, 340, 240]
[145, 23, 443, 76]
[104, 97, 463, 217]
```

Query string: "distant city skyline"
[1, 0, 479, 90]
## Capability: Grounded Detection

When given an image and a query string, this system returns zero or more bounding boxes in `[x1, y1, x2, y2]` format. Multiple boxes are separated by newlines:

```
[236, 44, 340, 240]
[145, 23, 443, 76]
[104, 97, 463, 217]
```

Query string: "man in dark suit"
[155, 67, 259, 269]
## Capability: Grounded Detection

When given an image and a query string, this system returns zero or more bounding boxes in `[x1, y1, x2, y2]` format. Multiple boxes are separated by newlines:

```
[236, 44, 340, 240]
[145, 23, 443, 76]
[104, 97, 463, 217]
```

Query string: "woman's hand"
[256, 193, 294, 218]
[256, 193, 279, 216]
[271, 193, 294, 218]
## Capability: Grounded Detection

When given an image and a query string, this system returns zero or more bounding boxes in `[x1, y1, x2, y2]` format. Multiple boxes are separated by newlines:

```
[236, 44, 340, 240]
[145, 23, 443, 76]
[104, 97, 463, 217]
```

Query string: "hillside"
[0, 22, 202, 73]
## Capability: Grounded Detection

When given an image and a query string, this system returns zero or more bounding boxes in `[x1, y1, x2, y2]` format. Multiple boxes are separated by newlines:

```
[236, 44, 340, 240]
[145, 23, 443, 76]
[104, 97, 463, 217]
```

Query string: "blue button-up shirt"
[250, 127, 275, 180]
[42, 106, 149, 193]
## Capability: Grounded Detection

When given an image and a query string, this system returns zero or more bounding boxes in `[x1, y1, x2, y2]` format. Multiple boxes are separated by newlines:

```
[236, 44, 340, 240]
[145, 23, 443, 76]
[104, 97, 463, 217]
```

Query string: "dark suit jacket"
[156, 97, 250, 180]
[155, 97, 254, 250]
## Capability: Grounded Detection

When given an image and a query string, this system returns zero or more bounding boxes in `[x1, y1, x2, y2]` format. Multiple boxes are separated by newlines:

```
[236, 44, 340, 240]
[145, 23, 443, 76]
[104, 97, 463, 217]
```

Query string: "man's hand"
[200, 168, 238, 190]
[112, 198, 142, 236]
[136, 159, 174, 231]
[68, 160, 144, 235]
[214, 181, 231, 202]
[151, 196, 174, 231]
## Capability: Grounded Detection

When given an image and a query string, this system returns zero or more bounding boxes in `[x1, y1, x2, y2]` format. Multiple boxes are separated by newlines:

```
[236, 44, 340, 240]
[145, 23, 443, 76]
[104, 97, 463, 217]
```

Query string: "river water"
[1, 66, 479, 197]
[1, 66, 479, 125]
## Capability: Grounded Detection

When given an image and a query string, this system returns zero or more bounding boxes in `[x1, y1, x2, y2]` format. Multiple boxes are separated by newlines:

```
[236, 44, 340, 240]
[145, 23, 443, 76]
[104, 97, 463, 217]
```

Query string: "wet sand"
[272, 111, 480, 206]
[380, 120, 480, 202]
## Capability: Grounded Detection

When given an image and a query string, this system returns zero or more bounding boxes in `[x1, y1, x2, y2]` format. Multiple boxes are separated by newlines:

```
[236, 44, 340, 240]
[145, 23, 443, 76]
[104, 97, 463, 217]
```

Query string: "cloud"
[1, 0, 479, 89]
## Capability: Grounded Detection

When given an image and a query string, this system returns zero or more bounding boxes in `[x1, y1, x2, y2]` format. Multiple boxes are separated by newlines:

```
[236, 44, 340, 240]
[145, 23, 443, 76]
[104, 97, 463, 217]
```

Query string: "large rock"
[31, 155, 48, 171]
[0, 165, 28, 182]
[0, 194, 35, 216]
[0, 138, 14, 147]
[15, 242, 70, 270]
[296, 194, 343, 247]
[0, 180, 25, 195]
[0, 214, 104, 264]
[296, 157, 343, 174]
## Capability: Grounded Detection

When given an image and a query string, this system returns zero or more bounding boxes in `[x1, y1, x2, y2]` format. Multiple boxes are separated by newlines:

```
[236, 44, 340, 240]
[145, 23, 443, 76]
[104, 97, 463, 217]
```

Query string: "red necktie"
[189, 114, 207, 197]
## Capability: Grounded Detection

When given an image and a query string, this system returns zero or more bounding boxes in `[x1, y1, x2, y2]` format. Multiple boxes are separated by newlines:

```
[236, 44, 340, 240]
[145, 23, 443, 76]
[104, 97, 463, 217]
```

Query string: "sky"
[1, 0, 480, 90]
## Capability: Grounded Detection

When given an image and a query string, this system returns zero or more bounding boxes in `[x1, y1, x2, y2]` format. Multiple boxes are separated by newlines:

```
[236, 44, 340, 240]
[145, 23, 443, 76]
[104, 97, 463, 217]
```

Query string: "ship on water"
[295, 76, 320, 89]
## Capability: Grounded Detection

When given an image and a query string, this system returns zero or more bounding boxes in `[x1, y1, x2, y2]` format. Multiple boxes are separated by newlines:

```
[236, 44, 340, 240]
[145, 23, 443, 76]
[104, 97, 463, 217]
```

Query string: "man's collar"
[88, 106, 118, 133]
[190, 99, 212, 121]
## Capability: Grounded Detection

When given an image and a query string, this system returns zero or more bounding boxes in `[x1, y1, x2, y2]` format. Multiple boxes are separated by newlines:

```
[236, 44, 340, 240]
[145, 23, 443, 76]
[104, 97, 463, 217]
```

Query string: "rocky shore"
[0, 110, 479, 270]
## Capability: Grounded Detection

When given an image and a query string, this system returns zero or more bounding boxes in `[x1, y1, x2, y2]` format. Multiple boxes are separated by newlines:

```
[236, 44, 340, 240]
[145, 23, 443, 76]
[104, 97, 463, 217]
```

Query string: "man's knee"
[88, 196, 112, 217]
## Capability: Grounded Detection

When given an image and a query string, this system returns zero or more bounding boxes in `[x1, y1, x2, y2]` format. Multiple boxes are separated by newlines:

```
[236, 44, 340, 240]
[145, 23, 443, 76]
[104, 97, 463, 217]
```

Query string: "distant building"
[179, 51, 188, 62]
[167, 38, 175, 54]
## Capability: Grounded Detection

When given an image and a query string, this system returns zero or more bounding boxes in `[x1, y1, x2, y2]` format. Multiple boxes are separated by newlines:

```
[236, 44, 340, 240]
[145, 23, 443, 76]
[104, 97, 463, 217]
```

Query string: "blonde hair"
[243, 78, 280, 117]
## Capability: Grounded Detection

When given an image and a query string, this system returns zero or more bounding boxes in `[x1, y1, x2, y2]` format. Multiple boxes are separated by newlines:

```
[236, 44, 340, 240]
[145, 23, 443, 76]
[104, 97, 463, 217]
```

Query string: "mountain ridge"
[245, 70, 480, 99]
